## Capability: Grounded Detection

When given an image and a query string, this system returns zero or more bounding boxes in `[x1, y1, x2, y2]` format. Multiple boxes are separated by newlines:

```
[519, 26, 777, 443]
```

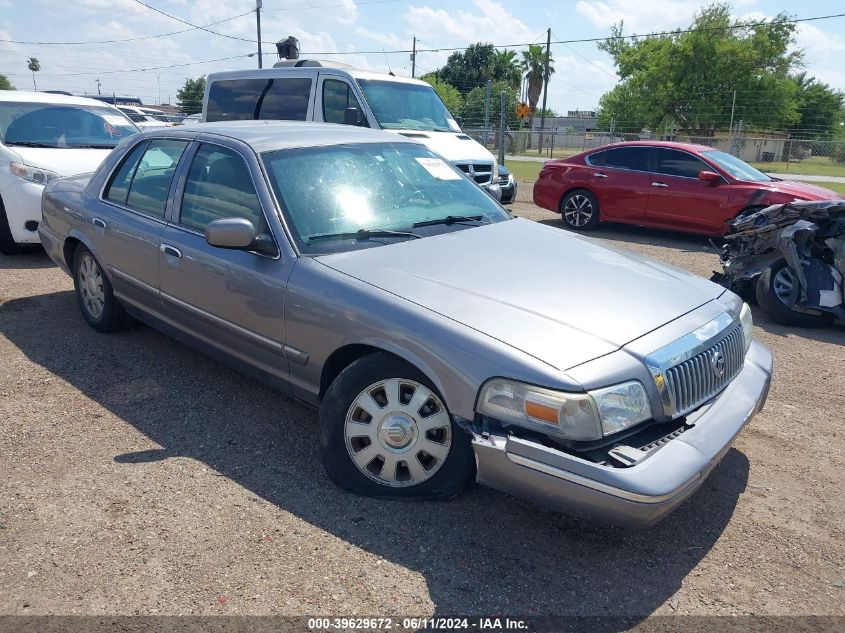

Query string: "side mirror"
[453, 115, 463, 129]
[698, 170, 721, 182]
[344, 106, 363, 126]
[205, 218, 257, 250]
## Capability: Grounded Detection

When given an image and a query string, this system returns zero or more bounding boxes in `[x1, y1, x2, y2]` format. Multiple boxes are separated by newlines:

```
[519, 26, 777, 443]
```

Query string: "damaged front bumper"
[471, 340, 773, 528]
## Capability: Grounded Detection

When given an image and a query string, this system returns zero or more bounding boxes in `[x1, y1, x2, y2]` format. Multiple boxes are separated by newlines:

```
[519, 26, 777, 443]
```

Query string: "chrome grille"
[664, 325, 744, 417]
[455, 162, 494, 185]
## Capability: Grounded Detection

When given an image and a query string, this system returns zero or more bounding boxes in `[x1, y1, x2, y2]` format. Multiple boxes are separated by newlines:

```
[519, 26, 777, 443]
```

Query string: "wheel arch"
[319, 343, 446, 405]
[558, 185, 597, 211]
[62, 230, 106, 276]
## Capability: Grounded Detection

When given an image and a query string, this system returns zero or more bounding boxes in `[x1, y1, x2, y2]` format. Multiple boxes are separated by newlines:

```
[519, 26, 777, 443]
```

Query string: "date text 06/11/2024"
[307, 617, 529, 630]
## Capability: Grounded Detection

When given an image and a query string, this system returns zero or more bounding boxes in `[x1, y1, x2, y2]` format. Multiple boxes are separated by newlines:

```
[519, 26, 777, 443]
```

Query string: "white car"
[117, 106, 174, 130]
[0, 91, 139, 254]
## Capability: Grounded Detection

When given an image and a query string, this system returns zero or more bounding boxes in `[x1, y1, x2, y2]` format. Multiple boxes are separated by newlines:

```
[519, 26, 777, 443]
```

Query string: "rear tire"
[319, 352, 474, 500]
[560, 189, 600, 230]
[72, 245, 134, 333]
[0, 197, 27, 255]
[755, 260, 832, 328]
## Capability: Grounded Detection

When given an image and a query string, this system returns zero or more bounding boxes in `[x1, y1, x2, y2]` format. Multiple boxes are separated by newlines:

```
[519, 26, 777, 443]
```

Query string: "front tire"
[560, 189, 600, 230]
[755, 260, 832, 328]
[73, 245, 134, 333]
[319, 353, 474, 500]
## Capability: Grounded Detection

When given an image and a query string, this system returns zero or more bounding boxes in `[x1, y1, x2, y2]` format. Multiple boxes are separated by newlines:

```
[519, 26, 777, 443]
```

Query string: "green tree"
[434, 43, 522, 94]
[176, 76, 206, 114]
[492, 49, 521, 91]
[0, 74, 14, 90]
[788, 72, 844, 139]
[27, 57, 40, 91]
[420, 73, 463, 115]
[461, 80, 518, 129]
[520, 44, 555, 133]
[596, 3, 801, 134]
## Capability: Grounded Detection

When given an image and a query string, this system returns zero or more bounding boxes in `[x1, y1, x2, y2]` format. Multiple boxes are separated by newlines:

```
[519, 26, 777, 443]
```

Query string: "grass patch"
[749, 156, 845, 178]
[811, 181, 845, 197]
[505, 161, 542, 182]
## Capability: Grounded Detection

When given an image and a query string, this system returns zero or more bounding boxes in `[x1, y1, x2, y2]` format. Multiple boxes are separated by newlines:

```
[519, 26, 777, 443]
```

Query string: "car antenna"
[382, 50, 395, 76]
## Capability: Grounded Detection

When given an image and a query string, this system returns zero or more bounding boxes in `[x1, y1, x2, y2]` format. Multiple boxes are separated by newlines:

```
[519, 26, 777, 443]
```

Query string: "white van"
[202, 61, 501, 198]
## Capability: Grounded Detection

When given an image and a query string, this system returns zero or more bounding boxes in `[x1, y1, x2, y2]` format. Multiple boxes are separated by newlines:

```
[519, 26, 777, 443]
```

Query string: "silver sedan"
[39, 122, 773, 527]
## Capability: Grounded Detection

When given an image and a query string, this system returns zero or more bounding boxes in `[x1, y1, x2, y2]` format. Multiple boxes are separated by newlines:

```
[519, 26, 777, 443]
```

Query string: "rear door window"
[105, 141, 148, 206]
[206, 78, 312, 122]
[123, 139, 189, 217]
[655, 148, 710, 178]
[589, 147, 651, 171]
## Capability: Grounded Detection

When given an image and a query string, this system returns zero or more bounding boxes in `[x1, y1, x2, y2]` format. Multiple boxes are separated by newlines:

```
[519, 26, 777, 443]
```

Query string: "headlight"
[590, 381, 652, 436]
[10, 162, 60, 186]
[477, 378, 652, 441]
[740, 302, 753, 354]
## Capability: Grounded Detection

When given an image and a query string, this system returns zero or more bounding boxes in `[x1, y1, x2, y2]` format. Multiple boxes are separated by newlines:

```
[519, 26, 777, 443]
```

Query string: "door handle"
[92, 217, 106, 229]
[651, 182, 668, 188]
[593, 172, 608, 178]
[160, 243, 182, 258]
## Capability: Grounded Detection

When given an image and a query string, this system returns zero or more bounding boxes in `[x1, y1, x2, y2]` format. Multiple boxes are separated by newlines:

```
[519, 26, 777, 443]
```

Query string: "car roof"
[0, 90, 120, 108]
[591, 140, 717, 153]
[207, 67, 430, 88]
[146, 120, 418, 152]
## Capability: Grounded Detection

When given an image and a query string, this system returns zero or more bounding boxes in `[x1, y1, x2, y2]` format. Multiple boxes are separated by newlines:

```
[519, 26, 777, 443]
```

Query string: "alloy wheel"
[344, 378, 452, 487]
[772, 266, 797, 305]
[563, 194, 594, 227]
[77, 253, 105, 319]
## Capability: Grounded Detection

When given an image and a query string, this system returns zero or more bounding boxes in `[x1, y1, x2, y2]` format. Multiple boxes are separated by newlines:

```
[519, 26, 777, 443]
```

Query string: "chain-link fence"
[463, 128, 845, 176]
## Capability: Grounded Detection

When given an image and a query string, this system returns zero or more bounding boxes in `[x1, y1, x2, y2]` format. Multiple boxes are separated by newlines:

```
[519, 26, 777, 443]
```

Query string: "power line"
[0, 9, 255, 45]
[263, 0, 406, 11]
[131, 0, 256, 43]
[297, 11, 845, 55]
[2, 53, 254, 77]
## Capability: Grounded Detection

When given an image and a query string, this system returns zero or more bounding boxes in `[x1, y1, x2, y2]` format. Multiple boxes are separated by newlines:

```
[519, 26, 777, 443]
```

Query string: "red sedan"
[533, 141, 843, 236]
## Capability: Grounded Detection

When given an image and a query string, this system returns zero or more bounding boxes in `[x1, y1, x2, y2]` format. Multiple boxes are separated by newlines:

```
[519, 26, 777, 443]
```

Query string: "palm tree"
[27, 57, 40, 91]
[520, 44, 556, 136]
[493, 49, 521, 91]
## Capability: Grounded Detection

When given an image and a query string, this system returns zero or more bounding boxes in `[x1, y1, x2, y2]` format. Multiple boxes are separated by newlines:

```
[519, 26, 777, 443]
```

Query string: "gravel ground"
[1, 182, 843, 622]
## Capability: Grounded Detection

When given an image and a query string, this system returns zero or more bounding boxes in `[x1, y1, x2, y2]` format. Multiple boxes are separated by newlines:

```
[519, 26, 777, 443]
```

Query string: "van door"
[316, 74, 372, 127]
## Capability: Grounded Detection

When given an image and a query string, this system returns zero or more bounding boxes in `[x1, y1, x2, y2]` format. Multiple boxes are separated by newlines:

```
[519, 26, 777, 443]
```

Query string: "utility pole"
[156, 73, 161, 104]
[538, 27, 551, 154]
[728, 89, 736, 134]
[256, 0, 263, 68]
[498, 91, 506, 167]
[96, 79, 101, 95]
[484, 79, 492, 131]
[411, 37, 416, 78]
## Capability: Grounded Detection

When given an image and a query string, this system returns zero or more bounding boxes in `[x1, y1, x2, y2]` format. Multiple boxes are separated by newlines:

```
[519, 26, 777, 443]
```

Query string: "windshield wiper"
[71, 144, 117, 149]
[5, 141, 56, 148]
[412, 215, 488, 228]
[308, 228, 422, 242]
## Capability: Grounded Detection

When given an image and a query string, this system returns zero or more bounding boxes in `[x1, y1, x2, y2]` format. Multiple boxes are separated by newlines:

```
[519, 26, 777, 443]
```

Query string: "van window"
[322, 79, 366, 125]
[206, 78, 312, 122]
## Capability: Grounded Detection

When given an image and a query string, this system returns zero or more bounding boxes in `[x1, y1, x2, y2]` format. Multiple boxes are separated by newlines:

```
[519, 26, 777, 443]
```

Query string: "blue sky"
[1, 0, 843, 115]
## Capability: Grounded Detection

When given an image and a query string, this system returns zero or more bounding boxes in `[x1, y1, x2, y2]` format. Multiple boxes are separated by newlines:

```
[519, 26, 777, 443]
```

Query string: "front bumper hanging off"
[471, 340, 773, 528]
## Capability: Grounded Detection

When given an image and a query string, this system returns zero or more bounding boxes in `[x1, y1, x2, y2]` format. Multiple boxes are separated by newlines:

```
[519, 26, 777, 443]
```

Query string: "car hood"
[317, 218, 724, 372]
[7, 146, 113, 177]
[392, 129, 495, 164]
[755, 179, 844, 200]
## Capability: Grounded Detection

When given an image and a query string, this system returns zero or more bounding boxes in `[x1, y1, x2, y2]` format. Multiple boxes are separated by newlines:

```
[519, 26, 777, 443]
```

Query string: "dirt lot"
[1, 183, 843, 622]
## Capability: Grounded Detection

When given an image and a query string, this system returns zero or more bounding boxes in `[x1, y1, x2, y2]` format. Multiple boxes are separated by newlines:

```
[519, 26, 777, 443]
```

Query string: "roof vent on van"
[271, 59, 355, 69]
